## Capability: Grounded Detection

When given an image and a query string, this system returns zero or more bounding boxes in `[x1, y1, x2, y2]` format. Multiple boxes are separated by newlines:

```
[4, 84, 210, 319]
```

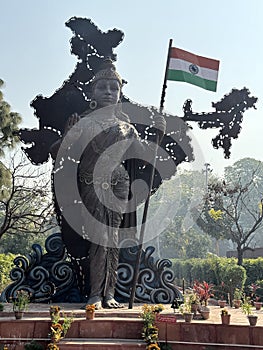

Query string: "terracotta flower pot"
[200, 307, 210, 320]
[247, 315, 258, 326]
[183, 312, 194, 323]
[233, 299, 241, 309]
[14, 311, 24, 319]
[191, 303, 199, 315]
[254, 302, 262, 310]
[218, 300, 227, 308]
[221, 314, 231, 325]
[86, 311, 95, 320]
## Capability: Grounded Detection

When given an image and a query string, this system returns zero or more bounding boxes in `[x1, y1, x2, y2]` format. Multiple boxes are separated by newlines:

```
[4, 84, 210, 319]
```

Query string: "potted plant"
[218, 297, 227, 308]
[193, 280, 213, 320]
[49, 305, 61, 323]
[10, 290, 31, 319]
[189, 293, 199, 315]
[233, 288, 242, 308]
[85, 304, 96, 320]
[220, 308, 231, 325]
[140, 304, 161, 350]
[254, 297, 262, 310]
[171, 298, 184, 313]
[193, 280, 214, 307]
[241, 295, 258, 326]
[49, 323, 64, 343]
[179, 295, 194, 323]
[49, 313, 73, 343]
[217, 282, 227, 308]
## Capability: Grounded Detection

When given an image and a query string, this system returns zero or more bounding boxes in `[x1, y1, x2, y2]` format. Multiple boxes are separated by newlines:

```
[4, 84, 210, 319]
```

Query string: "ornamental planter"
[233, 299, 241, 309]
[221, 314, 231, 325]
[14, 311, 24, 319]
[86, 311, 95, 320]
[183, 312, 194, 323]
[218, 300, 227, 308]
[247, 315, 258, 326]
[200, 306, 210, 320]
[254, 302, 262, 310]
[191, 303, 199, 315]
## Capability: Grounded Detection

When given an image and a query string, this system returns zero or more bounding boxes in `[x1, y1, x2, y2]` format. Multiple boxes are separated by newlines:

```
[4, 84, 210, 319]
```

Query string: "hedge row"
[243, 257, 263, 285]
[171, 255, 263, 294]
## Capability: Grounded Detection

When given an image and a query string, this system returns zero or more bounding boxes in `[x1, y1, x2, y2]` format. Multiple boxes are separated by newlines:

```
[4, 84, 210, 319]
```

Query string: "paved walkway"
[0, 303, 262, 326]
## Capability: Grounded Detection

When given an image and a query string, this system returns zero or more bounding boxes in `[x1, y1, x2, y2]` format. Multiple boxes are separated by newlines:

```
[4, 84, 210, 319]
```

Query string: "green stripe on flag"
[167, 70, 217, 92]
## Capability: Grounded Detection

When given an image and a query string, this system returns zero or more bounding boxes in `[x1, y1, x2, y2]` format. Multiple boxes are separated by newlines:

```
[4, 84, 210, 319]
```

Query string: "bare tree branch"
[0, 151, 56, 239]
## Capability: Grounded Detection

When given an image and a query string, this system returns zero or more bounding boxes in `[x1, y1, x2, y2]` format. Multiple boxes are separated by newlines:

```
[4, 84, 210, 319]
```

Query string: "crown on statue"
[92, 58, 122, 86]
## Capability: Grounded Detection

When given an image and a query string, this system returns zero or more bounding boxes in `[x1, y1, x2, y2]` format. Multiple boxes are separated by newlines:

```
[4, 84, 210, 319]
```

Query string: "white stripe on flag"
[169, 57, 218, 82]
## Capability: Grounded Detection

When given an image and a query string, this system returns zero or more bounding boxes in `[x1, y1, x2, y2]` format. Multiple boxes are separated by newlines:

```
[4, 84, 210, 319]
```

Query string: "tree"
[194, 158, 263, 265]
[0, 230, 50, 255]
[0, 79, 22, 157]
[149, 169, 214, 259]
[225, 158, 263, 247]
[0, 151, 56, 246]
[160, 226, 212, 259]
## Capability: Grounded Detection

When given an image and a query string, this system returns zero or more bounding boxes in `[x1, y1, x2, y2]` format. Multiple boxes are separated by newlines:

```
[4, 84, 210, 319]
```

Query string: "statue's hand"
[64, 113, 81, 134]
[154, 115, 166, 142]
[62, 113, 82, 147]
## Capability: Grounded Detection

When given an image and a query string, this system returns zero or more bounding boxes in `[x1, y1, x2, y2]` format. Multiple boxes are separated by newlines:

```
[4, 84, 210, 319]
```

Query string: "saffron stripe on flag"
[170, 47, 219, 71]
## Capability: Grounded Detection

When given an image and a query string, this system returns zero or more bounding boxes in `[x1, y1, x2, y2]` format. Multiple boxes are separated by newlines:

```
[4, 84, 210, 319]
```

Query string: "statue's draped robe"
[55, 109, 153, 299]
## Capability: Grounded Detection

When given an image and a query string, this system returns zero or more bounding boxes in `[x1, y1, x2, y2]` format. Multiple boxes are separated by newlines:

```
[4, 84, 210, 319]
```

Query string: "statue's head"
[90, 58, 123, 109]
[92, 58, 122, 87]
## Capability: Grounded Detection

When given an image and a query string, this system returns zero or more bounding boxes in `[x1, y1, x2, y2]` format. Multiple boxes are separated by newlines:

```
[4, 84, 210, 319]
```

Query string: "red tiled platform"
[0, 304, 262, 349]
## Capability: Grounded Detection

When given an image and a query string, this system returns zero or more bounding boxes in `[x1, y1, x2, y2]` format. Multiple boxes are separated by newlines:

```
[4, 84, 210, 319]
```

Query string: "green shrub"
[0, 253, 16, 292]
[221, 264, 246, 301]
[171, 256, 249, 299]
[243, 258, 263, 286]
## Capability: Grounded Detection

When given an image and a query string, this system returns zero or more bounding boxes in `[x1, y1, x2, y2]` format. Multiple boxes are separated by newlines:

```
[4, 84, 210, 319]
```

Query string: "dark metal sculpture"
[1, 233, 181, 304]
[12, 17, 257, 305]
[1, 233, 79, 303]
[17, 17, 257, 188]
[182, 87, 257, 158]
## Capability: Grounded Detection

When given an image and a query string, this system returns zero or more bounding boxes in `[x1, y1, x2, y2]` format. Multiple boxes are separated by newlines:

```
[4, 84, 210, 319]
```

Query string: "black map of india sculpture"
[8, 17, 257, 304]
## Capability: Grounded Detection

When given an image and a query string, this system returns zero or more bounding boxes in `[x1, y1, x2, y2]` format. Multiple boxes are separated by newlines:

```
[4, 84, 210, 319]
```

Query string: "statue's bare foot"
[87, 296, 102, 310]
[103, 297, 124, 309]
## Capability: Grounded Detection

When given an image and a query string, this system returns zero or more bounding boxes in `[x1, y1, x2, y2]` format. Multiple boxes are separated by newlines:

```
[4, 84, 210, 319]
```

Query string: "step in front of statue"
[59, 339, 263, 350]
[1, 338, 263, 350]
[0, 317, 143, 340]
[59, 338, 145, 350]
[167, 342, 263, 350]
[0, 338, 145, 350]
[1, 315, 263, 350]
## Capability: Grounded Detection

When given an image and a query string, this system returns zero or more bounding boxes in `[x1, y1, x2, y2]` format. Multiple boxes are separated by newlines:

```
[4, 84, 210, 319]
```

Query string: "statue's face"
[92, 78, 121, 108]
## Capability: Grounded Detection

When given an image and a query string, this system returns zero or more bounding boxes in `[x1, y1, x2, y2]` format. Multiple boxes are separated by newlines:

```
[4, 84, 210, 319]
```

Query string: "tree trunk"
[237, 246, 243, 265]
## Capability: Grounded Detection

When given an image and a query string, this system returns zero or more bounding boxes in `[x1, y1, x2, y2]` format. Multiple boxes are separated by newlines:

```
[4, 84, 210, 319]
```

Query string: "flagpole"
[128, 39, 173, 309]
[160, 38, 173, 113]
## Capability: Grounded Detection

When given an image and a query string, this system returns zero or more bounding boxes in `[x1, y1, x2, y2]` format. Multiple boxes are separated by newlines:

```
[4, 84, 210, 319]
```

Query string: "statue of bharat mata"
[50, 58, 166, 309]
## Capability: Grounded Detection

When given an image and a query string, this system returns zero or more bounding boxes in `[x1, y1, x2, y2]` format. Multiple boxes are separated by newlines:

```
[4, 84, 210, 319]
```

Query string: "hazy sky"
[0, 0, 262, 175]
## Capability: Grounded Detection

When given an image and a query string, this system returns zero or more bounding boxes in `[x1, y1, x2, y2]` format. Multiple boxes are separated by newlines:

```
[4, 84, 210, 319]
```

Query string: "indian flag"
[167, 47, 220, 92]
